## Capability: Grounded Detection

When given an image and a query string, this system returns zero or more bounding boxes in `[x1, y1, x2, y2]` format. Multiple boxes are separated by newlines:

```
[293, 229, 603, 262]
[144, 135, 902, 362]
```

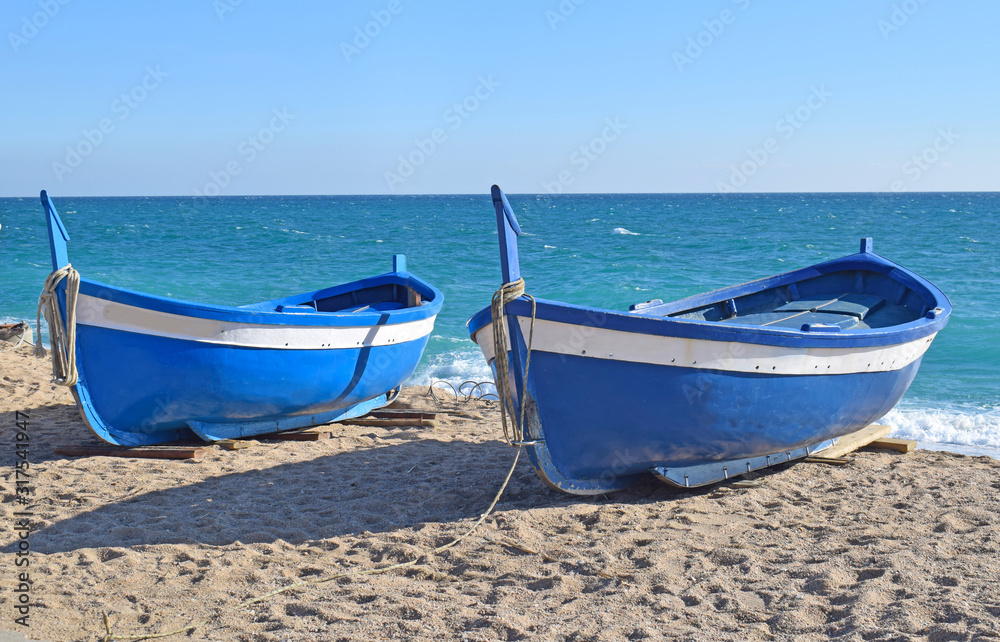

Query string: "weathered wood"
[812, 424, 892, 459]
[867, 437, 917, 453]
[54, 446, 206, 460]
[217, 439, 253, 450]
[433, 410, 485, 420]
[342, 418, 437, 428]
[263, 431, 332, 441]
[804, 455, 853, 466]
[367, 410, 437, 420]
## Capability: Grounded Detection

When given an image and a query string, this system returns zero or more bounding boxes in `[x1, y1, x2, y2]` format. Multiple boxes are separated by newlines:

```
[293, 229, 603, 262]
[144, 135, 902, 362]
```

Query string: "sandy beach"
[1, 346, 998, 641]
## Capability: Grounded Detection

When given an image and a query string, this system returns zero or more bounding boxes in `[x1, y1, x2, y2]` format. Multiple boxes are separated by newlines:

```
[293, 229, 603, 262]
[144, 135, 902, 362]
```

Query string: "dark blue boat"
[38, 191, 443, 446]
[467, 186, 950, 494]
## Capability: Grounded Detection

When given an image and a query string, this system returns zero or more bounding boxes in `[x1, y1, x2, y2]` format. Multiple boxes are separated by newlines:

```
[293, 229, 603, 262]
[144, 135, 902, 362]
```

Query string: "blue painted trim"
[470, 295, 944, 350]
[78, 272, 442, 327]
[468, 248, 951, 350]
[40, 190, 70, 270]
[492, 185, 521, 284]
[638, 251, 947, 319]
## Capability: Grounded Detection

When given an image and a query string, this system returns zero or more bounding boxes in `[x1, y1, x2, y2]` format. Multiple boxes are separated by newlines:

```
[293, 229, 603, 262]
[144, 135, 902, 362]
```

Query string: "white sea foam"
[613, 227, 639, 235]
[409, 349, 494, 390]
[885, 405, 1000, 459]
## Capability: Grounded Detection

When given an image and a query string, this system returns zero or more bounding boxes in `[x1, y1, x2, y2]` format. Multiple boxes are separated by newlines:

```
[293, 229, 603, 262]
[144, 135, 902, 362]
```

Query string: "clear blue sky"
[2, 0, 997, 196]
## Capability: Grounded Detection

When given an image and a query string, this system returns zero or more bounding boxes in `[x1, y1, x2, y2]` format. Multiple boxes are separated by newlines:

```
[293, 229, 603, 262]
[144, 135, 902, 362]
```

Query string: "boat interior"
[244, 281, 429, 315]
[632, 269, 932, 333]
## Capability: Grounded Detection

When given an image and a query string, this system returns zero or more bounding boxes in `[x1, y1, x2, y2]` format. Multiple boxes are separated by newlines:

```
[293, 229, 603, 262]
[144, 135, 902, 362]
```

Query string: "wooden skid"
[867, 437, 917, 453]
[368, 410, 437, 420]
[804, 455, 853, 465]
[54, 446, 206, 460]
[341, 418, 437, 428]
[262, 431, 332, 441]
[812, 424, 892, 459]
[217, 439, 253, 450]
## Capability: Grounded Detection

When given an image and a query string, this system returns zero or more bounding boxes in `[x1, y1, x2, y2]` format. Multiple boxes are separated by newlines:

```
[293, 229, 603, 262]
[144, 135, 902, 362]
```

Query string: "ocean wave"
[409, 349, 493, 389]
[612, 227, 639, 236]
[884, 406, 1000, 455]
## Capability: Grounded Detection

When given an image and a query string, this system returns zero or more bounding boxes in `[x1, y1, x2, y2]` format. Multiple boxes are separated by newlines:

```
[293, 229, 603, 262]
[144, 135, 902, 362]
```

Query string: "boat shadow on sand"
[5, 401, 731, 556]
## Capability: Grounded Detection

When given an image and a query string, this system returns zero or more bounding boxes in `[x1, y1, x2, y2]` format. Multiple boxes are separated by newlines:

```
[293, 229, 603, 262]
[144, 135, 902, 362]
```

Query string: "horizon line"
[3, 190, 998, 199]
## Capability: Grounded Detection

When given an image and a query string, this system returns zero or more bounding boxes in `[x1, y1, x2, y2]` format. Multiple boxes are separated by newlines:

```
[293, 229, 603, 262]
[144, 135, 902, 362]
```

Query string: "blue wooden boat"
[467, 186, 950, 494]
[38, 191, 443, 446]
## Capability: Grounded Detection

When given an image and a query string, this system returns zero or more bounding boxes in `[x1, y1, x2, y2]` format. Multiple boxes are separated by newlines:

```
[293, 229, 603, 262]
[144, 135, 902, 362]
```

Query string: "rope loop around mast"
[490, 278, 536, 446]
[35, 264, 80, 386]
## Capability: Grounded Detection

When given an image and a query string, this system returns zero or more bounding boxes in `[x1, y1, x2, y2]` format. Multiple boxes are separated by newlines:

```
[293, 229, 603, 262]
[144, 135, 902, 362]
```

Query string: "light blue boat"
[467, 186, 950, 494]
[39, 191, 443, 446]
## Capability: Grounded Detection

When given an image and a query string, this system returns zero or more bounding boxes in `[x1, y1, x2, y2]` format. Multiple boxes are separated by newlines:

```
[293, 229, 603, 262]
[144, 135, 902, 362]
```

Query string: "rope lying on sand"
[428, 380, 499, 402]
[100, 279, 538, 642]
[35, 264, 80, 386]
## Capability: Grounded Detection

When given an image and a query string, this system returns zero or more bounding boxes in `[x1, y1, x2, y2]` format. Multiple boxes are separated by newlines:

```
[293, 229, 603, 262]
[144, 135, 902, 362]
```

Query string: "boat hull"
[470, 305, 935, 493]
[65, 276, 440, 446]
[75, 324, 429, 445]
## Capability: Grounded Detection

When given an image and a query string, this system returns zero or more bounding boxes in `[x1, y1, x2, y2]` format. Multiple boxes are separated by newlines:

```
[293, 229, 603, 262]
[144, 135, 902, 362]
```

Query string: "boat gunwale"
[76, 271, 443, 328]
[467, 251, 950, 350]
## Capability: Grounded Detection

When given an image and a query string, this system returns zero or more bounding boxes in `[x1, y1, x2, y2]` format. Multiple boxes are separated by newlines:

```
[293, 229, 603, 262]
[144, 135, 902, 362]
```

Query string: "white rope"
[490, 278, 536, 445]
[35, 265, 80, 386]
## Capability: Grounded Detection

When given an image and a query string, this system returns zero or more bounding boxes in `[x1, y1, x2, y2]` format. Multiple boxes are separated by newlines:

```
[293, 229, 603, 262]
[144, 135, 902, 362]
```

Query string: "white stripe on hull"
[473, 317, 935, 376]
[76, 294, 436, 350]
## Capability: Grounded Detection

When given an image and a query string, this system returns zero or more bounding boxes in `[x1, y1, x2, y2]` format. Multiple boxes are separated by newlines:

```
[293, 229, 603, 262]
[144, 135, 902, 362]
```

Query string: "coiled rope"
[35, 265, 80, 386]
[491, 278, 536, 445]
[427, 380, 499, 402]
[100, 279, 539, 642]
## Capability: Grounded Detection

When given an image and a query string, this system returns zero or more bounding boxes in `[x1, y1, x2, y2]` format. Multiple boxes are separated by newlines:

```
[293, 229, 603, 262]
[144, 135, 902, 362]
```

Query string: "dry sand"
[2, 346, 999, 641]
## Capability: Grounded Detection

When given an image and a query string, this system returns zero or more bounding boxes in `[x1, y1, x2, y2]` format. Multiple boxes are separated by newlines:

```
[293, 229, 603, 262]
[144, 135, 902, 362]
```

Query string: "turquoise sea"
[2, 193, 997, 456]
